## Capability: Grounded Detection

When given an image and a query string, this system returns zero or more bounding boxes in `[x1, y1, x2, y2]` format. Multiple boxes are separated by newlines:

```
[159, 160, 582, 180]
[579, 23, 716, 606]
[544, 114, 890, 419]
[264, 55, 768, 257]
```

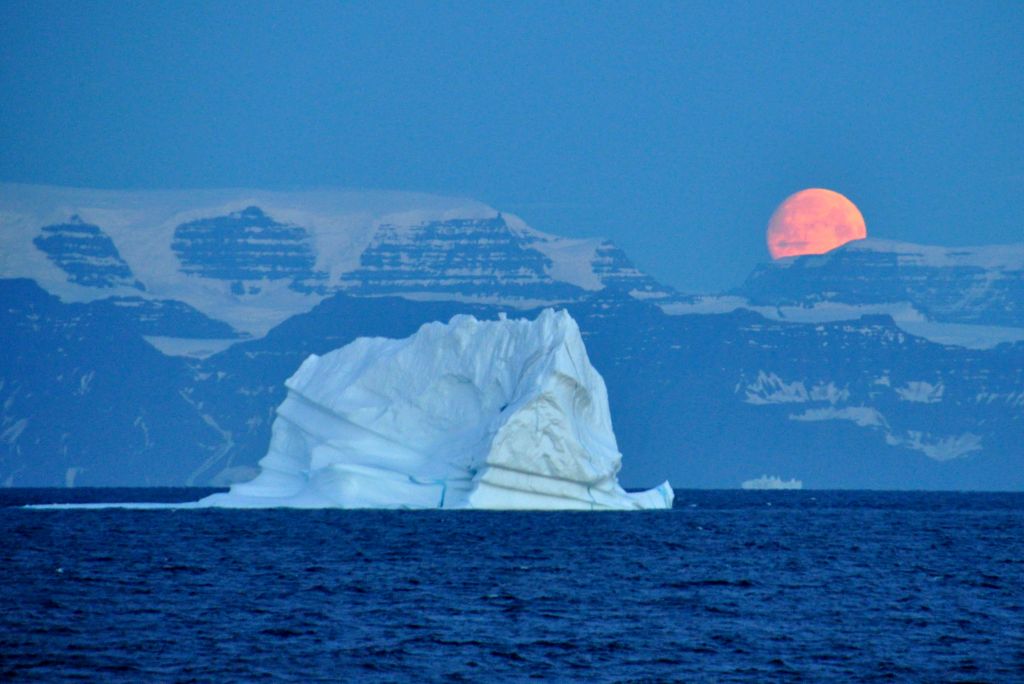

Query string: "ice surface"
[200, 309, 673, 510]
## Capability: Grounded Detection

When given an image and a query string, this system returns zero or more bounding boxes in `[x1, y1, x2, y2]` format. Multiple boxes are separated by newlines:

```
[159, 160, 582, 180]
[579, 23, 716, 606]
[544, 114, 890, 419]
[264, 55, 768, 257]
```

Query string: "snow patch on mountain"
[530, 237, 605, 291]
[789, 406, 887, 428]
[885, 431, 983, 462]
[974, 392, 1024, 408]
[1, 417, 29, 445]
[143, 337, 240, 359]
[893, 321, 1024, 349]
[788, 405, 984, 462]
[743, 371, 848, 405]
[895, 381, 944, 404]
[742, 367, 991, 463]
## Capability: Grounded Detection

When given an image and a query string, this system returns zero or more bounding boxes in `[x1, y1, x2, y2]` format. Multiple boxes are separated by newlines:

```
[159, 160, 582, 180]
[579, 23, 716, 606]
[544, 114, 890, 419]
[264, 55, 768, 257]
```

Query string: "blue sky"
[1, 1, 1021, 292]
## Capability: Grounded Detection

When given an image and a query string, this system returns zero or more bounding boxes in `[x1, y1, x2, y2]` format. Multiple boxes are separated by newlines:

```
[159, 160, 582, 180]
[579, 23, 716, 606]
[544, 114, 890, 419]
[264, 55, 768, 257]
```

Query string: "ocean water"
[2, 489, 1022, 682]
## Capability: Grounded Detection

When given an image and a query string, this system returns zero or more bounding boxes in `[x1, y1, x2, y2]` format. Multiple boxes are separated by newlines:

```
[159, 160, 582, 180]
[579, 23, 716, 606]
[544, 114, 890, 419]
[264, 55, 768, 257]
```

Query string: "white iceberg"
[741, 475, 803, 490]
[201, 309, 673, 510]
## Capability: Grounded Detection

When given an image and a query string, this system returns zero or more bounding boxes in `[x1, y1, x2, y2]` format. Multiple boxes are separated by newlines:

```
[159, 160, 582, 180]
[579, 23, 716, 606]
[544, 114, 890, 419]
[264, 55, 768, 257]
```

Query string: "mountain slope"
[0, 279, 226, 486]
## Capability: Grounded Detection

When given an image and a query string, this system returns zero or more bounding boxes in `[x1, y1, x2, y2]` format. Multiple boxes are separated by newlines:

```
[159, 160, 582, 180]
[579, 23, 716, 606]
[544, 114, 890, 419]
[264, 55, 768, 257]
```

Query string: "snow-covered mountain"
[0, 184, 669, 346]
[1, 185, 1021, 490]
[663, 238, 1024, 350]
[738, 238, 1024, 327]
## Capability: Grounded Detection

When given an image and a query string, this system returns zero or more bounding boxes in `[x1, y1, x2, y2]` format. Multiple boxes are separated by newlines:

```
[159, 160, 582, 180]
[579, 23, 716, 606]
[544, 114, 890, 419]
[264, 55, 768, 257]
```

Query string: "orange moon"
[766, 188, 866, 259]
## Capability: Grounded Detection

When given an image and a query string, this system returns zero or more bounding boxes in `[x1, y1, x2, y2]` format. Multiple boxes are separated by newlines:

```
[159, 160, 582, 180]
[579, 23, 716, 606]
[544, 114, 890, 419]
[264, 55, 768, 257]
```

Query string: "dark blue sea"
[2, 489, 1022, 682]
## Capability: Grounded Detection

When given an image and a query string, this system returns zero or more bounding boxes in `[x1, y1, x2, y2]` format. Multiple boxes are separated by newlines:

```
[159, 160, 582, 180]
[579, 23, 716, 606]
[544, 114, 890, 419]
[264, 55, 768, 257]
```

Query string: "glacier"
[200, 309, 673, 510]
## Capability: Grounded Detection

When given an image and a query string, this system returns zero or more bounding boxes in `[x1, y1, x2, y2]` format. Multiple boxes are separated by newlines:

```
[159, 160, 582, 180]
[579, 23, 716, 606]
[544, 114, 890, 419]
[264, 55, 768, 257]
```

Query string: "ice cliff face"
[202, 309, 673, 509]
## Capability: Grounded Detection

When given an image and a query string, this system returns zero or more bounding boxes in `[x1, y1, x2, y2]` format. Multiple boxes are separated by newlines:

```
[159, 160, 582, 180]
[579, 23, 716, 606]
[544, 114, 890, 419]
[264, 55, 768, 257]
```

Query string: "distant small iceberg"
[741, 475, 803, 490]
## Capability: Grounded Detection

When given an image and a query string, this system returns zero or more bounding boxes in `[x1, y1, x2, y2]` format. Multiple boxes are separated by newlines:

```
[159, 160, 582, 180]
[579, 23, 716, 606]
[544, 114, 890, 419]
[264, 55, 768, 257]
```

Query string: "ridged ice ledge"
[200, 309, 673, 510]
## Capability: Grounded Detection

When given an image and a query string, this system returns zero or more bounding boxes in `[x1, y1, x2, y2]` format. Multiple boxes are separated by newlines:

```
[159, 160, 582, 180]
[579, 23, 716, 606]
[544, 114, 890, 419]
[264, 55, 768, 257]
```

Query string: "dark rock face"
[339, 214, 587, 301]
[33, 216, 143, 290]
[0, 279, 224, 486]
[738, 241, 1024, 327]
[172, 206, 328, 294]
[85, 297, 243, 339]
[592, 241, 673, 297]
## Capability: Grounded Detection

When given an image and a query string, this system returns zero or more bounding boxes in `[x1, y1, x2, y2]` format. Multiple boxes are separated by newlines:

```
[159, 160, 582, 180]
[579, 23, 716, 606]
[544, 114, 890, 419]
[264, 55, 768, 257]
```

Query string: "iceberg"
[201, 309, 673, 510]
[741, 475, 803, 490]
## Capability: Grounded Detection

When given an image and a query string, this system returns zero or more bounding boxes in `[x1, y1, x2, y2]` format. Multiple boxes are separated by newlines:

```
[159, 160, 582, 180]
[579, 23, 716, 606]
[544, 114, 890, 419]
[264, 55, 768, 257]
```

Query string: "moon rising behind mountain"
[766, 188, 867, 259]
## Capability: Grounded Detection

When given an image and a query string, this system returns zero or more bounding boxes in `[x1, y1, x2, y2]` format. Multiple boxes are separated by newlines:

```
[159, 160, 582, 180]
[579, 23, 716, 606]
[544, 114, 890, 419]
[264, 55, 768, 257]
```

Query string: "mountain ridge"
[736, 237, 1024, 328]
[0, 184, 668, 339]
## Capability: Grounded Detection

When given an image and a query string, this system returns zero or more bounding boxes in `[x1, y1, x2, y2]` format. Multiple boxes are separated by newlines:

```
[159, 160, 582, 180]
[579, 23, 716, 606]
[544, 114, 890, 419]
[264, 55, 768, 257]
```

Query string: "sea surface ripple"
[2, 489, 1023, 682]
